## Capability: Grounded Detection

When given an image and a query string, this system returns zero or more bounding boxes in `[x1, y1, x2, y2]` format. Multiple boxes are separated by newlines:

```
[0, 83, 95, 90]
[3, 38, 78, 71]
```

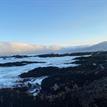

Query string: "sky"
[0, 0, 107, 46]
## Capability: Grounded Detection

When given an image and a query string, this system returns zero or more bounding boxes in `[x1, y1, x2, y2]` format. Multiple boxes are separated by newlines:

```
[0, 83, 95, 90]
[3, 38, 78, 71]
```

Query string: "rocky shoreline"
[0, 52, 107, 107]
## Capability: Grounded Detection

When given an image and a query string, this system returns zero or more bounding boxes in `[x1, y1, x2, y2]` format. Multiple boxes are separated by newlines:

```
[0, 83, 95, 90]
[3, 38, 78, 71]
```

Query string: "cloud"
[0, 42, 62, 55]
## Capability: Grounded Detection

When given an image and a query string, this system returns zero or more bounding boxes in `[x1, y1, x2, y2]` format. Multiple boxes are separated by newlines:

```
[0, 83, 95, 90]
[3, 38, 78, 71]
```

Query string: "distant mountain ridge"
[0, 41, 107, 55]
[59, 41, 107, 53]
[84, 41, 107, 52]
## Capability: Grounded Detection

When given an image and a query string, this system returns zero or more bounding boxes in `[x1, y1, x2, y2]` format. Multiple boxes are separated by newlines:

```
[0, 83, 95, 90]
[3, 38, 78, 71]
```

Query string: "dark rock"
[0, 61, 45, 67]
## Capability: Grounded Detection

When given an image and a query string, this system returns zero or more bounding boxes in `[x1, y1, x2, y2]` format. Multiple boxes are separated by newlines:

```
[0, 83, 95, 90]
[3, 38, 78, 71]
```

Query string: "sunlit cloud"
[0, 42, 63, 55]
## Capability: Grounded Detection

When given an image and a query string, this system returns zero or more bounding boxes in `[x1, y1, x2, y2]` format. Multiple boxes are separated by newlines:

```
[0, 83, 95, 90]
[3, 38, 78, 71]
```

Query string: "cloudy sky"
[0, 0, 107, 46]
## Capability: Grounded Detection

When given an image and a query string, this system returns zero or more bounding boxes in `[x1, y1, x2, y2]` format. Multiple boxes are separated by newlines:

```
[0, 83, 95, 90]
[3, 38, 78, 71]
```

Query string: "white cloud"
[0, 42, 62, 56]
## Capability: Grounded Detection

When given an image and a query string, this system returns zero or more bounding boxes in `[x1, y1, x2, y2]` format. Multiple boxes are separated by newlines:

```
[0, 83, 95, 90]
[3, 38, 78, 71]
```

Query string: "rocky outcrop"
[0, 61, 45, 67]
[0, 51, 107, 107]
